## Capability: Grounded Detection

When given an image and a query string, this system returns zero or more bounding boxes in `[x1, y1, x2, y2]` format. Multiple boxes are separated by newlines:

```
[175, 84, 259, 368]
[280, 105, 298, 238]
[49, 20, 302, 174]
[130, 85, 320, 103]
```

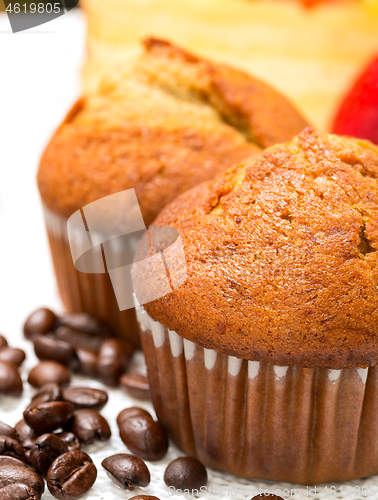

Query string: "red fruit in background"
[300, 0, 341, 8]
[332, 56, 378, 145]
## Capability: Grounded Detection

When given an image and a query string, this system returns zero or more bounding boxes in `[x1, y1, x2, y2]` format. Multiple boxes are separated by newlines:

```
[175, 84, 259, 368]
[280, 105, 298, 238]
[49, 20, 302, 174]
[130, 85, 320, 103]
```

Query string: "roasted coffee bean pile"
[23, 309, 150, 398]
[0, 333, 25, 397]
[0, 308, 209, 498]
[0, 394, 207, 498]
[0, 383, 111, 499]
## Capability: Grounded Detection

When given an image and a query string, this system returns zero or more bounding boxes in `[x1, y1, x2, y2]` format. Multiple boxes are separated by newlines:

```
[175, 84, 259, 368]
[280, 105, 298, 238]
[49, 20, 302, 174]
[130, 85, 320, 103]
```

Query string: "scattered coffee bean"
[30, 433, 68, 476]
[23, 308, 56, 340]
[24, 401, 75, 434]
[0, 465, 44, 500]
[117, 409, 168, 461]
[252, 495, 284, 500]
[0, 483, 38, 500]
[0, 456, 28, 468]
[62, 386, 108, 411]
[0, 360, 23, 397]
[102, 453, 150, 490]
[28, 361, 71, 388]
[33, 335, 75, 367]
[46, 450, 97, 500]
[14, 420, 40, 450]
[0, 334, 8, 349]
[119, 373, 150, 400]
[0, 421, 18, 440]
[68, 409, 111, 444]
[54, 432, 81, 452]
[74, 347, 98, 377]
[55, 326, 105, 353]
[0, 435, 25, 460]
[57, 313, 112, 337]
[130, 497, 160, 500]
[0, 347, 25, 367]
[116, 407, 151, 428]
[97, 339, 133, 386]
[30, 383, 63, 406]
[164, 457, 208, 491]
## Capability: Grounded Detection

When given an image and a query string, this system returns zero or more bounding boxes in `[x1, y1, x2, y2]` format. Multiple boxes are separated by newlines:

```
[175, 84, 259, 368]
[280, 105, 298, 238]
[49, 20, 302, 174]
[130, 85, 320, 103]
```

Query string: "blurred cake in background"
[82, 0, 378, 131]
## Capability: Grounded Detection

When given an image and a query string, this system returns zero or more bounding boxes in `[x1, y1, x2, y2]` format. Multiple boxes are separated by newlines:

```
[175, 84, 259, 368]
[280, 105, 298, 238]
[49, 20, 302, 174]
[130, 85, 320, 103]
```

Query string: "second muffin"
[38, 38, 308, 347]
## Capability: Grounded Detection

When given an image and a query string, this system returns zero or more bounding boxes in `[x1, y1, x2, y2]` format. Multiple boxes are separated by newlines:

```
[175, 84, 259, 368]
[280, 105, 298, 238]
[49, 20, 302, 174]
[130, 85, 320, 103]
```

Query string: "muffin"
[134, 128, 378, 484]
[38, 38, 308, 347]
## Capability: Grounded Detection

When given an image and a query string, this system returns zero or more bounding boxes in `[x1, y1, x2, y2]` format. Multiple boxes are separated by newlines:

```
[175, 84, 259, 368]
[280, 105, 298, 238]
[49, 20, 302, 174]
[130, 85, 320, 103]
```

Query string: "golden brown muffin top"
[142, 129, 378, 369]
[38, 38, 308, 224]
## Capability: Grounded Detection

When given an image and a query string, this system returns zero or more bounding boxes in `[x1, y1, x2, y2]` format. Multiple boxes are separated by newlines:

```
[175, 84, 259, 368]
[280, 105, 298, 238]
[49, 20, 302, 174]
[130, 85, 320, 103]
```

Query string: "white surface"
[1, 10, 378, 500]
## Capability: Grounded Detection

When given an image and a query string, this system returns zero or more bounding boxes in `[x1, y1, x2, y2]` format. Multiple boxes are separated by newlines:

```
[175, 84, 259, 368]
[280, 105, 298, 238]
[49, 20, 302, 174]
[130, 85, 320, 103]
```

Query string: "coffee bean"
[23, 385, 64, 438]
[0, 465, 44, 499]
[118, 410, 168, 461]
[0, 456, 28, 468]
[62, 386, 108, 411]
[68, 409, 111, 444]
[102, 454, 150, 490]
[251, 495, 284, 500]
[30, 433, 68, 476]
[57, 313, 112, 337]
[30, 383, 63, 406]
[130, 497, 160, 500]
[0, 483, 38, 500]
[0, 334, 8, 349]
[0, 361, 23, 397]
[0, 347, 25, 367]
[164, 457, 208, 490]
[55, 326, 104, 353]
[116, 407, 151, 428]
[24, 401, 75, 434]
[24, 308, 56, 340]
[33, 335, 75, 367]
[28, 361, 70, 388]
[97, 339, 133, 386]
[74, 347, 98, 377]
[0, 421, 18, 440]
[46, 450, 97, 500]
[54, 432, 81, 452]
[0, 436, 25, 460]
[14, 420, 40, 450]
[119, 373, 150, 400]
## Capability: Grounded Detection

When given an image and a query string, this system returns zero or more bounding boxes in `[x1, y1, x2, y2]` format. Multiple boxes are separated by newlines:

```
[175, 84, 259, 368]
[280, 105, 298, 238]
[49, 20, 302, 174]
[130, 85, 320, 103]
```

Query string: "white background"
[1, 9, 378, 500]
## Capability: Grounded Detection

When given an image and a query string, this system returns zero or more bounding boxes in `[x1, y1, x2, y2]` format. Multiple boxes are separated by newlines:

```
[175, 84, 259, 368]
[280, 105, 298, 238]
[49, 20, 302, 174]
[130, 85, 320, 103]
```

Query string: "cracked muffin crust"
[142, 128, 378, 369]
[38, 38, 308, 225]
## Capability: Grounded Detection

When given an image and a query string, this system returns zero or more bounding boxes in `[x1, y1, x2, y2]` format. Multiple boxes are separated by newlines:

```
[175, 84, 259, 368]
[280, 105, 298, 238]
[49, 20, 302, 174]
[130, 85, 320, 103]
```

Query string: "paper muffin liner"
[43, 206, 141, 347]
[137, 305, 378, 485]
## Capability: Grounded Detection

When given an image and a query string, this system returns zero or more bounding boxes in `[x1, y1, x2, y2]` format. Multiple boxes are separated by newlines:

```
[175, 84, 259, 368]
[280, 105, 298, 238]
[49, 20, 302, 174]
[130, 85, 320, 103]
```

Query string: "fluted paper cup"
[44, 205, 140, 347]
[137, 304, 378, 485]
